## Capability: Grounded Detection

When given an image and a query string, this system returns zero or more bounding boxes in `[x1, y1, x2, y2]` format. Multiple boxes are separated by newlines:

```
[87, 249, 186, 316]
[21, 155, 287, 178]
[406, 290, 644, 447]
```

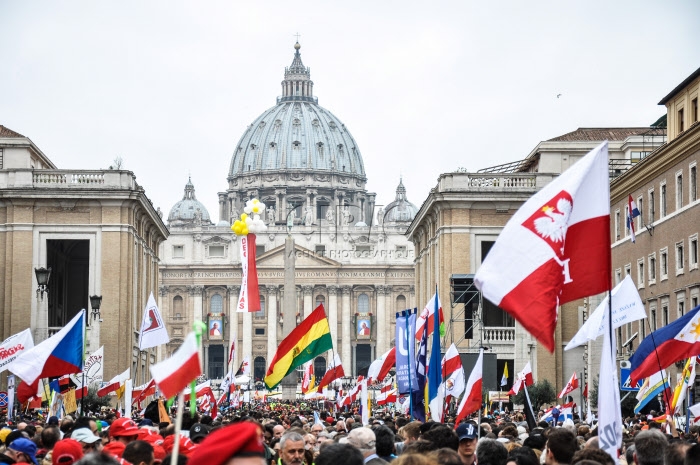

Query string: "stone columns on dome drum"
[341, 286, 352, 371]
[267, 286, 278, 363]
[218, 193, 227, 223]
[227, 285, 239, 370]
[276, 189, 287, 223]
[328, 285, 339, 355]
[303, 285, 313, 318]
[376, 286, 386, 355]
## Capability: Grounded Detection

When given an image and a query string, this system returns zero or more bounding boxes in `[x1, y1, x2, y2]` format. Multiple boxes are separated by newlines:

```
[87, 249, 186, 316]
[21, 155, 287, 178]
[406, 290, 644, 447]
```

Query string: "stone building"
[406, 125, 666, 393]
[159, 43, 417, 387]
[0, 125, 168, 383]
[609, 67, 700, 380]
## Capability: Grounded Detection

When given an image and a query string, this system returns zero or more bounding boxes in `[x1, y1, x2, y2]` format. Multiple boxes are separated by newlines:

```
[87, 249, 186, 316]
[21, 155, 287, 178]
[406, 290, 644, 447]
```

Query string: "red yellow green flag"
[265, 304, 333, 390]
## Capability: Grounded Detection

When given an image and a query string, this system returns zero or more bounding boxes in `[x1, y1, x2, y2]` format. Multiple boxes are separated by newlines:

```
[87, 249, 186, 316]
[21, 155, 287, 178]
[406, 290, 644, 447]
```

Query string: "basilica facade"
[158, 43, 417, 387]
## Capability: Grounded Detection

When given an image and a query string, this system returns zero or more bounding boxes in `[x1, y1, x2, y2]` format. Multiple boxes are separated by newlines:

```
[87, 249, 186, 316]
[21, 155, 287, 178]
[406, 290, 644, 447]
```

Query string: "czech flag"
[630, 304, 700, 384]
[11, 311, 85, 402]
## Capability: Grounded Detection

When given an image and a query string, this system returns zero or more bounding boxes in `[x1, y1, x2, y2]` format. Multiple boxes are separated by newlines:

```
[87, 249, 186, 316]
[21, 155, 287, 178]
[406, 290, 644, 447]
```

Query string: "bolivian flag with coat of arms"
[264, 304, 332, 390]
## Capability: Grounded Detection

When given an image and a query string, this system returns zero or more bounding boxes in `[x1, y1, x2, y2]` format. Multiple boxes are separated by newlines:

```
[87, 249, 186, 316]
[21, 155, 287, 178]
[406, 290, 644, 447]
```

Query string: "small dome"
[382, 178, 418, 223]
[168, 178, 212, 226]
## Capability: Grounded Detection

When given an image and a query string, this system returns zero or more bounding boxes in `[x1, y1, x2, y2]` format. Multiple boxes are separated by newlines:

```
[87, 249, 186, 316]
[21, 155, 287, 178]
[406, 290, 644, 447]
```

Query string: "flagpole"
[170, 391, 185, 465]
[405, 309, 413, 421]
[578, 371, 583, 421]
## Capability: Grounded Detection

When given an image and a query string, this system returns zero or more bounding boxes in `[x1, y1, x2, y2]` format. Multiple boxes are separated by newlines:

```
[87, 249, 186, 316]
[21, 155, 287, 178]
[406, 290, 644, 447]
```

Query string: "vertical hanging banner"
[396, 311, 418, 394]
[232, 199, 267, 313]
[7, 375, 15, 420]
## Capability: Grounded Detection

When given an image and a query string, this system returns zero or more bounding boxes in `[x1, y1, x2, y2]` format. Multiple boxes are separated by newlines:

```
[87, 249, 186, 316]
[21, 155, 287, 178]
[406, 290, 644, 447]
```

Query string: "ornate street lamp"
[90, 295, 103, 320]
[34, 267, 52, 300]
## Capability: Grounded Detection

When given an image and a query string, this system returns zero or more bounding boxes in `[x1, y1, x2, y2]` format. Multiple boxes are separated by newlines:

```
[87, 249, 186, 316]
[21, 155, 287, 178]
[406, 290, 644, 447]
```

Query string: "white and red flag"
[558, 372, 579, 399]
[237, 234, 262, 312]
[367, 348, 396, 384]
[149, 331, 202, 399]
[301, 362, 315, 394]
[317, 354, 346, 392]
[340, 376, 364, 407]
[377, 379, 397, 405]
[415, 293, 445, 340]
[474, 142, 611, 352]
[507, 362, 533, 395]
[429, 343, 465, 422]
[139, 292, 170, 350]
[455, 349, 483, 426]
[132, 379, 156, 407]
[185, 380, 218, 418]
[97, 368, 130, 397]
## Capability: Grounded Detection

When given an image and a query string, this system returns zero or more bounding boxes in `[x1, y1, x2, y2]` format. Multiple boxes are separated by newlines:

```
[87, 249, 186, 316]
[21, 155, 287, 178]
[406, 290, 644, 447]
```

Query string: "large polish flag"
[316, 354, 346, 393]
[367, 347, 396, 384]
[508, 362, 533, 395]
[150, 331, 202, 399]
[455, 349, 483, 426]
[474, 142, 611, 352]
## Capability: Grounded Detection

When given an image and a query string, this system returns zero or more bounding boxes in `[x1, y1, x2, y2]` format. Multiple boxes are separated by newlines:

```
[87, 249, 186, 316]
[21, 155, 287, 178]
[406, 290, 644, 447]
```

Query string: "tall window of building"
[677, 172, 684, 209]
[679, 108, 685, 133]
[649, 189, 655, 222]
[640, 315, 646, 339]
[662, 305, 669, 326]
[690, 235, 698, 269]
[614, 210, 620, 239]
[649, 255, 656, 283]
[693, 295, 699, 309]
[638, 259, 645, 288]
[624, 206, 629, 237]
[677, 241, 685, 273]
[254, 357, 266, 382]
[316, 294, 325, 308]
[210, 294, 223, 313]
[650, 308, 657, 331]
[615, 269, 622, 285]
[481, 241, 514, 327]
[255, 296, 265, 319]
[660, 248, 668, 279]
[661, 183, 667, 217]
[691, 164, 697, 203]
[693, 98, 699, 124]
[637, 196, 644, 230]
[357, 293, 369, 313]
[625, 264, 631, 277]
[173, 296, 184, 320]
[679, 298, 685, 317]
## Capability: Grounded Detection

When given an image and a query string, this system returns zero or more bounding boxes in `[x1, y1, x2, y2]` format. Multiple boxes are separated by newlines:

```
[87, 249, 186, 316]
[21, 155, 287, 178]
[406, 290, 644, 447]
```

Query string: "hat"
[52, 438, 83, 465]
[71, 428, 101, 444]
[187, 422, 265, 465]
[162, 435, 197, 457]
[9, 437, 38, 465]
[153, 445, 166, 465]
[48, 416, 59, 426]
[189, 423, 210, 442]
[109, 418, 139, 438]
[326, 417, 335, 424]
[138, 419, 154, 427]
[456, 423, 479, 440]
[103, 441, 126, 459]
[0, 428, 12, 444]
[137, 429, 164, 446]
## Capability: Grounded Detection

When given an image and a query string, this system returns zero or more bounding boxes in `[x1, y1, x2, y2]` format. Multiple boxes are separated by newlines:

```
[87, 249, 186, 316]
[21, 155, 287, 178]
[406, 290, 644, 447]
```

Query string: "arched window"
[314, 357, 327, 380]
[316, 295, 325, 308]
[396, 295, 407, 318]
[210, 294, 223, 313]
[254, 356, 266, 382]
[358, 293, 369, 313]
[173, 296, 183, 320]
[255, 296, 266, 319]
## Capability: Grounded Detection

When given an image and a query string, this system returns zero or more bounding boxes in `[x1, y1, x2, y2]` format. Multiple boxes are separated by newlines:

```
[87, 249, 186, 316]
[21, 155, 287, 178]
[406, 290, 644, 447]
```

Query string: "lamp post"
[90, 295, 103, 321]
[34, 267, 52, 300]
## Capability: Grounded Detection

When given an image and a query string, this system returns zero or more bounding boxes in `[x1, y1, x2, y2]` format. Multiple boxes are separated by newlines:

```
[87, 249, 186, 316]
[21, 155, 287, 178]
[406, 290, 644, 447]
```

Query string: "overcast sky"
[2, 1, 699, 222]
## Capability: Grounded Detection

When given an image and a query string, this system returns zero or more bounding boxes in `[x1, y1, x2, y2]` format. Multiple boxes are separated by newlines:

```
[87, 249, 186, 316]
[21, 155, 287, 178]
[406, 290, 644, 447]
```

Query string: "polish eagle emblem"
[522, 191, 574, 256]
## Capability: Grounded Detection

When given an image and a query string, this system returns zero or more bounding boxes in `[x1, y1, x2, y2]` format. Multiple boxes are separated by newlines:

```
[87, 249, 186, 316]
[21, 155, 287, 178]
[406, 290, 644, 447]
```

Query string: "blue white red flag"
[630, 304, 700, 384]
[627, 195, 641, 243]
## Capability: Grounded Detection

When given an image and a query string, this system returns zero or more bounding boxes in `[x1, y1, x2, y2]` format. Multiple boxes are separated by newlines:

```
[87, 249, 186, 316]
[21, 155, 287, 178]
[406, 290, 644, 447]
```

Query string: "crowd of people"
[0, 402, 699, 465]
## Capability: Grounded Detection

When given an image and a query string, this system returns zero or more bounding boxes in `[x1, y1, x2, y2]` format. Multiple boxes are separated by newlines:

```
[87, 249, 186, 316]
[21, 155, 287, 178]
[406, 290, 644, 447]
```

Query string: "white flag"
[139, 292, 170, 350]
[83, 346, 104, 386]
[565, 274, 646, 351]
[598, 317, 622, 460]
[1, 329, 35, 373]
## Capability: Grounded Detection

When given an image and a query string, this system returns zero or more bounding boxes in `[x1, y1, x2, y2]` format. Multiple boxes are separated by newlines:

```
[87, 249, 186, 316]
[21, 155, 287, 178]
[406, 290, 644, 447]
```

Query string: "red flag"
[132, 379, 157, 406]
[558, 372, 579, 399]
[583, 383, 588, 399]
[367, 348, 395, 384]
[474, 142, 611, 352]
[316, 354, 346, 393]
[455, 350, 483, 426]
[507, 362, 534, 395]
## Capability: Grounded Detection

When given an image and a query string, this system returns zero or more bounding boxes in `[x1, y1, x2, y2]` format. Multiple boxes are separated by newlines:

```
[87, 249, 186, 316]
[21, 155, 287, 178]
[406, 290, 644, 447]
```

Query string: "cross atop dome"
[280, 41, 315, 103]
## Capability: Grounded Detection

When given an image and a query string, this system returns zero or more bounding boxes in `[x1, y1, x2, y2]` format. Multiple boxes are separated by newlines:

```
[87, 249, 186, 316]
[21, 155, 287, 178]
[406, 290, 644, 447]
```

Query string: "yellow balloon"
[241, 227, 249, 236]
[241, 213, 248, 221]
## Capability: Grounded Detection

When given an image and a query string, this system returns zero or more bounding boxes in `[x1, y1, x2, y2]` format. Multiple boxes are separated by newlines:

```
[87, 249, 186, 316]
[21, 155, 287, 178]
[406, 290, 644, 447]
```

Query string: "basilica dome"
[228, 43, 365, 178]
[168, 178, 211, 226]
[382, 178, 418, 223]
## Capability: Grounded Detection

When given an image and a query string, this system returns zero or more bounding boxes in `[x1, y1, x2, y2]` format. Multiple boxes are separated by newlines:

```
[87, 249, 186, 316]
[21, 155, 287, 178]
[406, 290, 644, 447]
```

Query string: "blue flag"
[395, 311, 418, 394]
[427, 285, 442, 419]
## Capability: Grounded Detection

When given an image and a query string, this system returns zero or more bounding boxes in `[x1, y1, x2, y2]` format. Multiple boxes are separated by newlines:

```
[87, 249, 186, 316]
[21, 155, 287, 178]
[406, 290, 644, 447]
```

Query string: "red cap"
[103, 441, 126, 459]
[188, 422, 265, 465]
[137, 429, 164, 446]
[162, 435, 197, 457]
[109, 418, 139, 438]
[52, 438, 84, 465]
[153, 445, 167, 464]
